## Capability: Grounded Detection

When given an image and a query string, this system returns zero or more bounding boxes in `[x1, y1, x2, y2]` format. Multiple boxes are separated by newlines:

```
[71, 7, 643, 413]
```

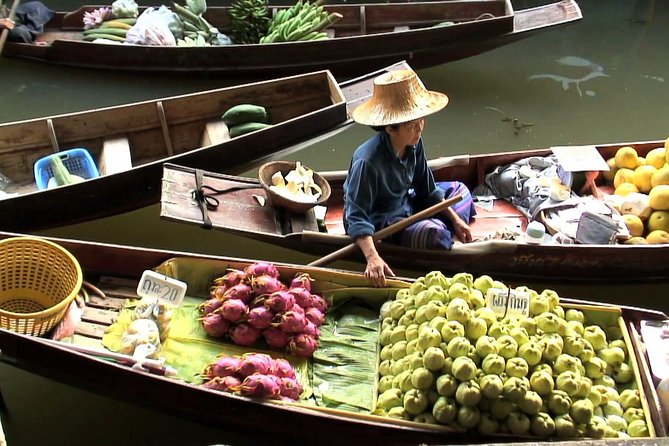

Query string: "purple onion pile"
[201, 352, 303, 401]
[199, 261, 328, 357]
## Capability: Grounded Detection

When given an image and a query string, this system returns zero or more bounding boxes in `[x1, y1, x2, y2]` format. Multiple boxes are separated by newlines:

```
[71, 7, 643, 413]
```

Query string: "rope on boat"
[190, 168, 261, 230]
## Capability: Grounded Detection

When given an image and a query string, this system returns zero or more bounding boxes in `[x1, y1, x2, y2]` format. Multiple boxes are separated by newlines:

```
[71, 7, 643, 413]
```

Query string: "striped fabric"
[390, 181, 476, 250]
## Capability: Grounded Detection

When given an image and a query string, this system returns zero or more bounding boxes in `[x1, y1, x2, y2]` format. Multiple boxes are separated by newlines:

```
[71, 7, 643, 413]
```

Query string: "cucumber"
[222, 104, 269, 127]
[229, 122, 272, 138]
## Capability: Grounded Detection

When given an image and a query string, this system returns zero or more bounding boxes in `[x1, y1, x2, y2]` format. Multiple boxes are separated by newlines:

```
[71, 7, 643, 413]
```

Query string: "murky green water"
[1, 0, 668, 444]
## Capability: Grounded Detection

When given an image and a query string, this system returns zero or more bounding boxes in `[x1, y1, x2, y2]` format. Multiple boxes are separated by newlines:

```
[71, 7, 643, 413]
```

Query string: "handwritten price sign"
[136, 270, 187, 306]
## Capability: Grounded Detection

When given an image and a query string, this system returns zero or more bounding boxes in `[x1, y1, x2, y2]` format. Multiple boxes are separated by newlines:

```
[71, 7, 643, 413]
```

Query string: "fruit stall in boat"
[0, 231, 667, 444]
[159, 139, 669, 282]
[1, 0, 582, 78]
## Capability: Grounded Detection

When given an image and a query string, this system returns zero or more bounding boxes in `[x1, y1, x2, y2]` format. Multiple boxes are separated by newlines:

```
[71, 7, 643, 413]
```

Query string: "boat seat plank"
[99, 136, 132, 175]
[161, 166, 279, 235]
[287, 208, 319, 234]
[81, 307, 117, 325]
[74, 321, 107, 339]
[200, 120, 230, 147]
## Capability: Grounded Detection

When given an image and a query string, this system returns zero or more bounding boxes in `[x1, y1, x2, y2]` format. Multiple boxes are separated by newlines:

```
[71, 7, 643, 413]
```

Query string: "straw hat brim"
[351, 70, 449, 127]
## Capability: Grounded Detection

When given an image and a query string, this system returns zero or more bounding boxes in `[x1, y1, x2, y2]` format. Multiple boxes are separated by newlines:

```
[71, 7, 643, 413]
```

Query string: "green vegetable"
[50, 155, 85, 186]
[222, 104, 269, 126]
[228, 122, 271, 137]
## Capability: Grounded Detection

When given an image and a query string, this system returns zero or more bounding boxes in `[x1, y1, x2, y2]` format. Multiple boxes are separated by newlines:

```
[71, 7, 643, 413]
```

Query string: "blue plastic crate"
[34, 148, 99, 190]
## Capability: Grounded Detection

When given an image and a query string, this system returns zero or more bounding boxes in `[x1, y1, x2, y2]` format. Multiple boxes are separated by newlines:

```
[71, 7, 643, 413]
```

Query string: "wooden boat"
[160, 139, 669, 282]
[0, 230, 665, 444]
[2, 1, 582, 77]
[0, 62, 410, 232]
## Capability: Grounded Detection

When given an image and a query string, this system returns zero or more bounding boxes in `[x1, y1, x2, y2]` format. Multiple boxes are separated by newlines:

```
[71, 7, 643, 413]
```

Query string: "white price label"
[136, 270, 187, 306]
[485, 288, 530, 319]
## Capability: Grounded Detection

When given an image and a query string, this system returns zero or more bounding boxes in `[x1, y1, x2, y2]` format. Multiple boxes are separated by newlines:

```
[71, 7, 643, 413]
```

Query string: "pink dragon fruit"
[244, 261, 280, 279]
[251, 275, 284, 296]
[210, 285, 227, 300]
[264, 290, 295, 313]
[199, 297, 223, 316]
[263, 326, 290, 349]
[288, 334, 318, 357]
[288, 287, 312, 309]
[213, 268, 247, 288]
[290, 272, 313, 293]
[277, 310, 308, 334]
[229, 323, 261, 347]
[279, 377, 303, 401]
[236, 353, 275, 378]
[309, 294, 329, 313]
[304, 307, 324, 326]
[247, 306, 274, 329]
[201, 313, 231, 338]
[220, 299, 248, 323]
[238, 373, 281, 399]
[202, 375, 242, 393]
[302, 321, 320, 339]
[203, 355, 241, 379]
[272, 358, 296, 379]
[222, 283, 254, 304]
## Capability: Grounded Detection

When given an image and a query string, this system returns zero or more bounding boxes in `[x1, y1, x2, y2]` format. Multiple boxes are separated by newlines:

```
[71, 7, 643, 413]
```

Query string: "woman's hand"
[0, 18, 15, 30]
[355, 235, 395, 287]
[443, 208, 473, 243]
[452, 215, 473, 243]
[365, 253, 395, 288]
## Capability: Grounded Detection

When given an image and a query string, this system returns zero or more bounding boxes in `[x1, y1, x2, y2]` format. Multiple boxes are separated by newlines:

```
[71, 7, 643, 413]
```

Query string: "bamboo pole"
[0, 0, 20, 56]
[308, 194, 462, 267]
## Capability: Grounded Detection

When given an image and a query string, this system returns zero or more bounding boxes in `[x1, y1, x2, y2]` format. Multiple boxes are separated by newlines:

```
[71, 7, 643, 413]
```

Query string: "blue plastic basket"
[34, 148, 99, 190]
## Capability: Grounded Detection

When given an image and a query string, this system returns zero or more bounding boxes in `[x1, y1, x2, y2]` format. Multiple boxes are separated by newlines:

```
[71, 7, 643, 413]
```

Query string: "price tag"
[136, 270, 187, 306]
[505, 290, 530, 319]
[485, 288, 509, 318]
[485, 288, 530, 319]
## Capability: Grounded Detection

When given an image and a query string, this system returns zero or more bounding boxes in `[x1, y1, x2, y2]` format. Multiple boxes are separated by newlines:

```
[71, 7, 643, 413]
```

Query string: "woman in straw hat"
[343, 69, 476, 287]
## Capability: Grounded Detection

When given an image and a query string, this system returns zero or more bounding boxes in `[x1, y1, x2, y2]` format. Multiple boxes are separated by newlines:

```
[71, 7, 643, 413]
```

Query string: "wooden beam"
[156, 101, 174, 156]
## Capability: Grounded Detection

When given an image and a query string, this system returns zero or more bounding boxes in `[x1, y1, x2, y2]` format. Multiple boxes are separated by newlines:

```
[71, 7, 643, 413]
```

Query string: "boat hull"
[2, 1, 582, 77]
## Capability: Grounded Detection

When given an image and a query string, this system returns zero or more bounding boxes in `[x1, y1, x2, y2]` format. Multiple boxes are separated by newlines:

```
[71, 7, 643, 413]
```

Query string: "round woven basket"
[0, 237, 83, 337]
[258, 161, 331, 213]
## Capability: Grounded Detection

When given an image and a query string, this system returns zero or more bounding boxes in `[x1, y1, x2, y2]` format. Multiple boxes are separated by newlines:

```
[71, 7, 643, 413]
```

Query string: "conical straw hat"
[351, 69, 449, 127]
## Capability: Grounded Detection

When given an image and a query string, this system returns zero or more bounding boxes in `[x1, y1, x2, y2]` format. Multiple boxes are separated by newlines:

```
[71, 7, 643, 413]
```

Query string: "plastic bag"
[125, 7, 176, 46]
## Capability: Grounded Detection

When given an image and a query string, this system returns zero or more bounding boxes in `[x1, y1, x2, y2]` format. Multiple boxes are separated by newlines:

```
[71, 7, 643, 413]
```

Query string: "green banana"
[83, 27, 128, 37]
[83, 33, 126, 42]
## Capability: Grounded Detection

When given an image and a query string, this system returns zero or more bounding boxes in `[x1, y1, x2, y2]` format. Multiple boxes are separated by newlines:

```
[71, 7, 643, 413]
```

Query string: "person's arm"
[355, 235, 394, 287]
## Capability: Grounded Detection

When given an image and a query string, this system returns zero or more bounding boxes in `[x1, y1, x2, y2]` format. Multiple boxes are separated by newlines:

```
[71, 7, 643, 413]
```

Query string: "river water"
[1, 0, 668, 444]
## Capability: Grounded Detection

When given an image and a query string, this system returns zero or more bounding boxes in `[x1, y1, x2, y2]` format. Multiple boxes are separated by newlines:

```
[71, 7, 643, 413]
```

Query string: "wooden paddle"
[308, 194, 463, 267]
[0, 0, 20, 55]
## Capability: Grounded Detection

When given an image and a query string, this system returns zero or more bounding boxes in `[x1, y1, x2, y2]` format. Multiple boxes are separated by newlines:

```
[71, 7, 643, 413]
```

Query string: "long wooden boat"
[0, 230, 666, 444]
[0, 62, 411, 232]
[160, 139, 669, 282]
[1, 1, 582, 77]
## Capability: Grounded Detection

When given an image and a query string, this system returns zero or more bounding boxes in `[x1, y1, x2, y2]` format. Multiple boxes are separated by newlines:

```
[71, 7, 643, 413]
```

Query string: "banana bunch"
[228, 0, 271, 45]
[82, 18, 136, 42]
[172, 0, 219, 46]
[260, 0, 343, 43]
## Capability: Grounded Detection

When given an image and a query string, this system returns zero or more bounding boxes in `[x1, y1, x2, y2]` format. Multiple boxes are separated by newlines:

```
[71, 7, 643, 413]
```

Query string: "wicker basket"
[0, 237, 83, 336]
[258, 161, 331, 213]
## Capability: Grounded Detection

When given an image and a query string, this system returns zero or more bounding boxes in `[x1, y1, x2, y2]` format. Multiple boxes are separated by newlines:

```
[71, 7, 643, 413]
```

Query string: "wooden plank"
[81, 307, 118, 325]
[98, 136, 132, 175]
[74, 321, 107, 339]
[200, 120, 230, 147]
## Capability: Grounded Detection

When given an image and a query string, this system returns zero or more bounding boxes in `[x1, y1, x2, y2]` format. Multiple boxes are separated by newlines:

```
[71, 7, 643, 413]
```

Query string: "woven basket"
[0, 237, 83, 337]
[258, 161, 331, 213]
